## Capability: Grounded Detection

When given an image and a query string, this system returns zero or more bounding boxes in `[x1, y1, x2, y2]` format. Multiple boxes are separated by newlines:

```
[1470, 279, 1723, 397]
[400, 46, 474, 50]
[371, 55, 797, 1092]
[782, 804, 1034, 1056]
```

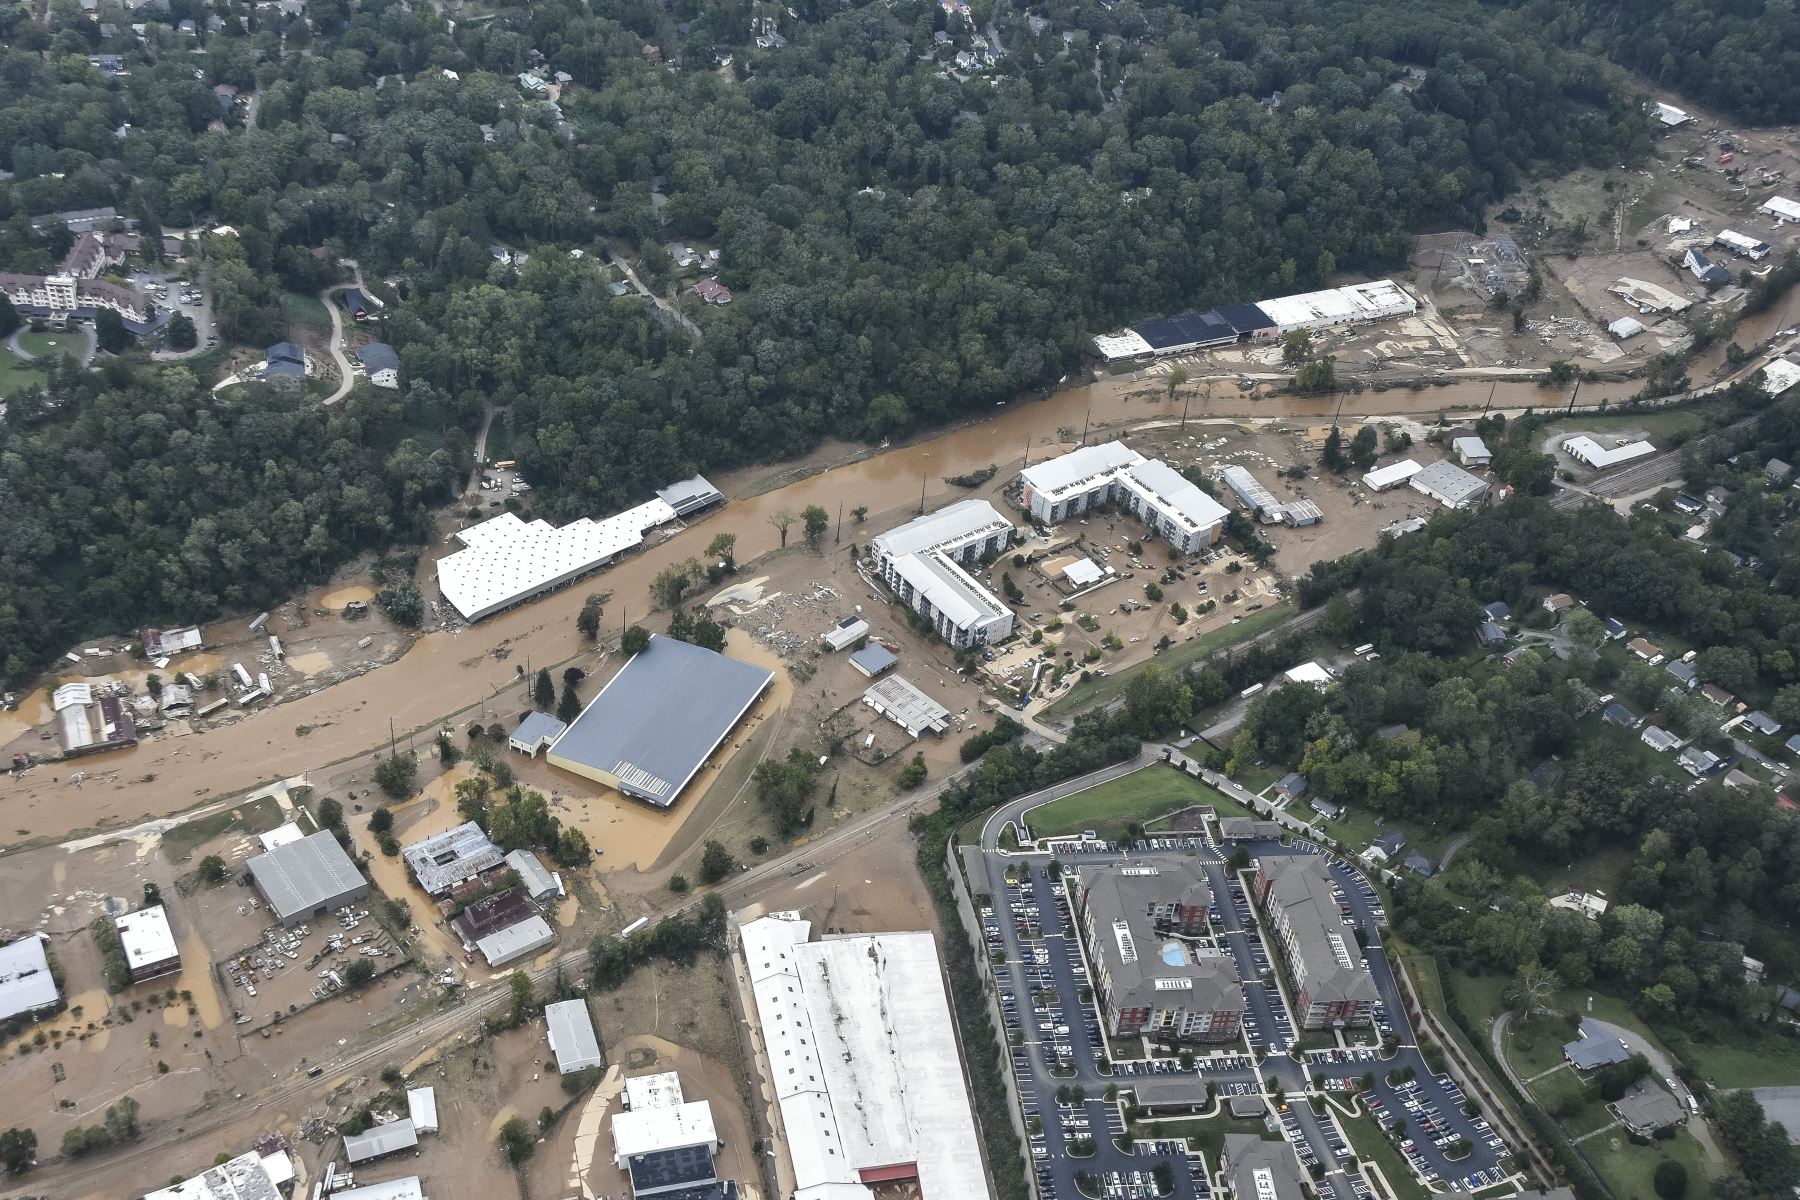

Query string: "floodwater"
[4, 304, 1795, 846]
[285, 652, 332, 675]
[319, 585, 376, 610]
[165, 928, 226, 1030]
[351, 773, 472, 969]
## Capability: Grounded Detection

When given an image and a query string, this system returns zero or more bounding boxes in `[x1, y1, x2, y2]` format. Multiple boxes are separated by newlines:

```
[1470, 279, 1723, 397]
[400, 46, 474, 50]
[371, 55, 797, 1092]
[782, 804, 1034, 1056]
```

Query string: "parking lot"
[973, 770, 1522, 1200]
[131, 267, 217, 355]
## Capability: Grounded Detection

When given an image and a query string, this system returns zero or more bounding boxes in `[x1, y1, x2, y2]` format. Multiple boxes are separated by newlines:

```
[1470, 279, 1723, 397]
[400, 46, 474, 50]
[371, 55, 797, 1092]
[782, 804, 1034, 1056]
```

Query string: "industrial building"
[546, 635, 774, 806]
[1759, 196, 1800, 225]
[869, 500, 1016, 647]
[1019, 442, 1229, 553]
[140, 626, 203, 658]
[740, 913, 991, 1200]
[1361, 459, 1422, 492]
[862, 675, 951, 737]
[1216, 464, 1293, 524]
[437, 494, 688, 622]
[52, 681, 138, 757]
[1452, 436, 1492, 468]
[142, 1148, 294, 1200]
[1715, 230, 1771, 260]
[247, 831, 369, 927]
[343, 1119, 418, 1165]
[611, 1072, 728, 1199]
[821, 616, 869, 651]
[546, 998, 605, 1074]
[1253, 856, 1377, 1029]
[449, 888, 556, 966]
[0, 934, 59, 1023]
[1562, 435, 1657, 470]
[849, 643, 897, 678]
[407, 1087, 438, 1134]
[402, 822, 504, 898]
[330, 1180, 427, 1200]
[1071, 860, 1244, 1042]
[1761, 358, 1800, 397]
[506, 848, 561, 901]
[1092, 280, 1415, 360]
[655, 474, 725, 518]
[115, 904, 181, 983]
[1408, 459, 1489, 509]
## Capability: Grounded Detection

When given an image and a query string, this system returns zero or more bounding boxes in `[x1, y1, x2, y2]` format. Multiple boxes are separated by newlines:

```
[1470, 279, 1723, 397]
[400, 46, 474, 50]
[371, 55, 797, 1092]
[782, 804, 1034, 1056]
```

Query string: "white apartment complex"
[870, 499, 1015, 648]
[1020, 441, 1229, 553]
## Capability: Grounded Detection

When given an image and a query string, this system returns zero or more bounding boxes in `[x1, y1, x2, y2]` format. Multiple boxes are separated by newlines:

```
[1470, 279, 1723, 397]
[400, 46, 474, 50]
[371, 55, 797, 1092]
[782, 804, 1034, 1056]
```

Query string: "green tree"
[1349, 425, 1379, 470]
[1295, 356, 1336, 393]
[802, 504, 829, 545]
[94, 308, 128, 354]
[1653, 1160, 1687, 1200]
[369, 806, 394, 835]
[1282, 330, 1313, 366]
[753, 748, 821, 835]
[317, 798, 344, 829]
[0, 294, 19, 339]
[508, 970, 533, 1023]
[534, 667, 554, 710]
[197, 854, 227, 885]
[497, 1115, 535, 1164]
[897, 752, 928, 789]
[164, 312, 197, 351]
[376, 578, 423, 628]
[851, 505, 869, 524]
[622, 625, 651, 655]
[0, 1127, 37, 1174]
[699, 839, 736, 884]
[1320, 426, 1347, 470]
[373, 752, 418, 799]
[705, 532, 737, 568]
[344, 959, 376, 988]
[576, 593, 604, 641]
[557, 681, 581, 723]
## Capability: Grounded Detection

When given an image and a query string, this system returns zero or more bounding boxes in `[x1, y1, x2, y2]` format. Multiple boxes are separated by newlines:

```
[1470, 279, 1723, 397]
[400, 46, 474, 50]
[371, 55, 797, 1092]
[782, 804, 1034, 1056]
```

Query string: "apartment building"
[870, 499, 1015, 648]
[1253, 856, 1376, 1029]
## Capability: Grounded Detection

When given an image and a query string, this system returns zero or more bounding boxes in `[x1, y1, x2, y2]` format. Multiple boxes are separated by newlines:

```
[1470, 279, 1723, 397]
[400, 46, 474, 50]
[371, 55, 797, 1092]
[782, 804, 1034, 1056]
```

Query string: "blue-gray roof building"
[547, 636, 773, 806]
[1564, 1020, 1630, 1070]
[849, 644, 897, 678]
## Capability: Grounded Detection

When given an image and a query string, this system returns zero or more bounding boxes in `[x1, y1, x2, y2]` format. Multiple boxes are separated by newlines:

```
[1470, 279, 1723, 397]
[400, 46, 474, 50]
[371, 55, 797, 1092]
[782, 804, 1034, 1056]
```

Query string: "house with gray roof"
[1218, 817, 1283, 841]
[1275, 772, 1308, 801]
[1678, 746, 1723, 777]
[1368, 831, 1406, 862]
[1665, 659, 1698, 689]
[1745, 710, 1783, 737]
[1613, 1080, 1685, 1135]
[1603, 701, 1642, 729]
[508, 711, 566, 756]
[1564, 1019, 1630, 1070]
[1072, 859, 1243, 1042]
[1254, 856, 1377, 1028]
[1641, 725, 1683, 753]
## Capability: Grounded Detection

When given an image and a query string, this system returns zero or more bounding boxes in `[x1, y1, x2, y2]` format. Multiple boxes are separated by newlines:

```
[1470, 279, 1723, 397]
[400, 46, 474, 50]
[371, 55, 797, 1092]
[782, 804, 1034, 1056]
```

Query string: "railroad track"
[1550, 413, 1759, 508]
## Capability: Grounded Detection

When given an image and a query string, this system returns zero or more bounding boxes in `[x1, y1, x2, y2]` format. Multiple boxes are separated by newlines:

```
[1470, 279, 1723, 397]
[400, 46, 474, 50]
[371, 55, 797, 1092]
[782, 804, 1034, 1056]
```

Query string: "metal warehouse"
[247, 830, 369, 926]
[546, 635, 773, 806]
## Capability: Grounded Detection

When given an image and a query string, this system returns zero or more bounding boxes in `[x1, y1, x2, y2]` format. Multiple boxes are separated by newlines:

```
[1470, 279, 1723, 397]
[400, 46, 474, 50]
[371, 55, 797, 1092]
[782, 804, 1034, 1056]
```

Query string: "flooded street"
[3, 315, 1791, 846]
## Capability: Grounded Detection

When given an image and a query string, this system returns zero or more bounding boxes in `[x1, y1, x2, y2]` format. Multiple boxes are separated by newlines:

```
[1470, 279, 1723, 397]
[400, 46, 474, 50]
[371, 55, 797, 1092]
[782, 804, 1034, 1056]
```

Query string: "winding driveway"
[319, 284, 356, 404]
[8, 324, 96, 366]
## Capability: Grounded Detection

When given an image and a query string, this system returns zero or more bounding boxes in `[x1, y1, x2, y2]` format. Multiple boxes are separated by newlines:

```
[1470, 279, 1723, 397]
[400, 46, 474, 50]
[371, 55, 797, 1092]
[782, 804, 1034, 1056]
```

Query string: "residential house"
[1665, 660, 1698, 689]
[1550, 891, 1608, 920]
[1476, 621, 1507, 649]
[1701, 684, 1735, 707]
[1602, 702, 1642, 730]
[1744, 711, 1783, 737]
[1626, 637, 1664, 665]
[1275, 772, 1308, 802]
[1602, 617, 1628, 640]
[1310, 798, 1341, 820]
[1786, 733, 1800, 758]
[1543, 593, 1575, 615]
[691, 277, 732, 305]
[1367, 831, 1406, 863]
[1641, 726, 1683, 753]
[358, 341, 400, 389]
[1673, 494, 1705, 516]
[1613, 1081, 1685, 1136]
[517, 72, 549, 94]
[1677, 746, 1722, 777]
[1403, 853, 1437, 877]
[1452, 436, 1492, 468]
[1481, 601, 1511, 622]
[1765, 458, 1793, 485]
[264, 341, 305, 380]
[1684, 247, 1731, 286]
[1564, 1019, 1630, 1070]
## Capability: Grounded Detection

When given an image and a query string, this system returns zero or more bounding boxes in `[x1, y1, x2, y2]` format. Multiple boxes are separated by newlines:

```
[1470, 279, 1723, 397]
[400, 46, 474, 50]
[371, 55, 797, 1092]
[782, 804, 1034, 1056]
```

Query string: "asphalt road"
[973, 761, 1519, 1200]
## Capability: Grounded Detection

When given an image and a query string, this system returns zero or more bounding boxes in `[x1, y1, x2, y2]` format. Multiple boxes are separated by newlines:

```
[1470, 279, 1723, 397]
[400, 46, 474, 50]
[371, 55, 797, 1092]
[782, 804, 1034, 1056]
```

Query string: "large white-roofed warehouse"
[546, 635, 773, 807]
[247, 830, 370, 926]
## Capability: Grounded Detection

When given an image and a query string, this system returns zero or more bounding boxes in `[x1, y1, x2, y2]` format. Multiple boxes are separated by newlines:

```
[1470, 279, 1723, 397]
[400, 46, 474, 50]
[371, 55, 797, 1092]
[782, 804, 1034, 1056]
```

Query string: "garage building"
[547, 635, 773, 807]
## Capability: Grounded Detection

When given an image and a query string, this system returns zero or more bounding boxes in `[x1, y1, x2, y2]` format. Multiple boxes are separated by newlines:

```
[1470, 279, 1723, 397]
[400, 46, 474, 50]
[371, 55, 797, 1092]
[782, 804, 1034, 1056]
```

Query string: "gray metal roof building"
[1224, 1133, 1306, 1200]
[546, 998, 605, 1074]
[1409, 459, 1490, 509]
[401, 821, 504, 897]
[1564, 1020, 1630, 1070]
[861, 675, 950, 737]
[475, 914, 555, 966]
[247, 831, 369, 926]
[547, 636, 773, 806]
[505, 848, 560, 900]
[343, 1119, 418, 1164]
[654, 474, 725, 517]
[848, 643, 897, 678]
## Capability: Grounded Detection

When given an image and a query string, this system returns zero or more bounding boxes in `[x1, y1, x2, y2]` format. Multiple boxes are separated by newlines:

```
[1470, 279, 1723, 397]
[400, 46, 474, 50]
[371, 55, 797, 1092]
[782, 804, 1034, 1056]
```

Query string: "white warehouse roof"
[546, 998, 604, 1073]
[612, 1098, 718, 1163]
[406, 1086, 438, 1134]
[870, 498, 1011, 561]
[1759, 196, 1800, 222]
[438, 501, 678, 622]
[1255, 280, 1415, 332]
[1120, 459, 1229, 536]
[1762, 358, 1800, 397]
[1361, 459, 1422, 490]
[115, 905, 178, 973]
[741, 914, 992, 1200]
[332, 1179, 426, 1200]
[1562, 435, 1657, 469]
[0, 935, 59, 1022]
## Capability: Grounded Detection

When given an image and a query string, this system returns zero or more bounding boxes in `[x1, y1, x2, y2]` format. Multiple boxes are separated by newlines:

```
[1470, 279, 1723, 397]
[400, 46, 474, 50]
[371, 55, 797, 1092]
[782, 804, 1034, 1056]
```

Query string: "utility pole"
[1565, 378, 1581, 415]
[1481, 381, 1496, 418]
[1180, 391, 1191, 430]
[1080, 407, 1090, 446]
[919, 470, 928, 516]
[388, 717, 396, 758]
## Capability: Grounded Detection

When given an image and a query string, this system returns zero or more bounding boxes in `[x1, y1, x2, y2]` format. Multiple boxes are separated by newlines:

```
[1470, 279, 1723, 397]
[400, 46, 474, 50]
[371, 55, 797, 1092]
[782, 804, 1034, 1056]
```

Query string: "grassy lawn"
[1543, 407, 1714, 448]
[1506, 1017, 1576, 1079]
[0, 350, 48, 395]
[483, 414, 513, 463]
[17, 331, 71, 357]
[282, 291, 332, 330]
[1585, 1126, 1712, 1200]
[1235, 762, 1284, 795]
[1027, 766, 1244, 841]
[1672, 1029, 1800, 1090]
[1339, 1111, 1431, 1200]
[160, 794, 285, 864]
[1040, 600, 1299, 721]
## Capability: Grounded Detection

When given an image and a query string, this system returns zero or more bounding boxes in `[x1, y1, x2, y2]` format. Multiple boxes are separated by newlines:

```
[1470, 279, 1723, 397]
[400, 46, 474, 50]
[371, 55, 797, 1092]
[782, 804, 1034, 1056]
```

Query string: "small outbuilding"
[848, 644, 898, 678]
[509, 711, 567, 757]
[546, 998, 605, 1074]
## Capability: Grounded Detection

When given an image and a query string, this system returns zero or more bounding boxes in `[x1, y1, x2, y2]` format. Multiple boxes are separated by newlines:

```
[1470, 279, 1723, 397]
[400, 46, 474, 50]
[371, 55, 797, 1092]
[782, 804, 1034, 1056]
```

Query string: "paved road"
[973, 761, 1519, 1200]
[609, 251, 701, 338]
[320, 284, 356, 403]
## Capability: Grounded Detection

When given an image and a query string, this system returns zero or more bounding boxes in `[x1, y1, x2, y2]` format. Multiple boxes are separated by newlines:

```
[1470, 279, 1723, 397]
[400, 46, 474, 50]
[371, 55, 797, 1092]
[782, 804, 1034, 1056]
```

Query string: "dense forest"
[0, 361, 457, 682]
[0, 0, 1773, 682]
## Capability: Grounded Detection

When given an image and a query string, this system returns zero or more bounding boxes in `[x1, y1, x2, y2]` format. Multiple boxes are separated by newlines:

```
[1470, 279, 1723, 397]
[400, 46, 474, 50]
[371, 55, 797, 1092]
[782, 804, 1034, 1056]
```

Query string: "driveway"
[320, 284, 356, 404]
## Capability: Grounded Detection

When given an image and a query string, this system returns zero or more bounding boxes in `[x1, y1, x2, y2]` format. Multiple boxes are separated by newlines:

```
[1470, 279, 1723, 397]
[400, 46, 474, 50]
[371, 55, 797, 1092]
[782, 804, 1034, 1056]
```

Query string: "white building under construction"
[870, 500, 1015, 648]
[1019, 441, 1229, 553]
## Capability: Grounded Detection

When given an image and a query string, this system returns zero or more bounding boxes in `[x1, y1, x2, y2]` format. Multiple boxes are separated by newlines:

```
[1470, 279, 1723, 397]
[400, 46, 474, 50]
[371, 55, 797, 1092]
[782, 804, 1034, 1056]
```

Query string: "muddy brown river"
[6, 290, 1797, 846]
